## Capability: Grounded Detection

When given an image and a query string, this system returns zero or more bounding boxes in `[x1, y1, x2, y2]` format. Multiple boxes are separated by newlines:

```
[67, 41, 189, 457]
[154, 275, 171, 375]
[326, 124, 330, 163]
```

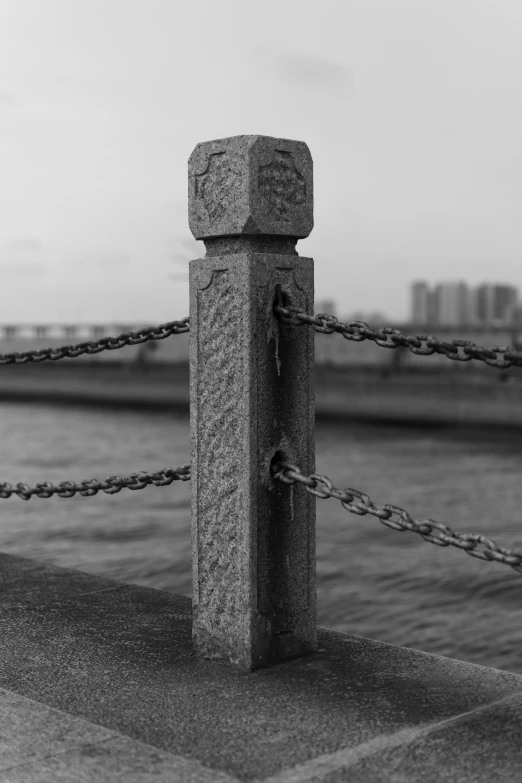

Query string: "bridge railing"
[2, 134, 522, 672]
[0, 324, 147, 340]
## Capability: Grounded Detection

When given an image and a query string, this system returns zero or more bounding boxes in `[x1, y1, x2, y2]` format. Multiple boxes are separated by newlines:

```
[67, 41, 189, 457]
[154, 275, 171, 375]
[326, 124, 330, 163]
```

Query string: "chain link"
[271, 461, 522, 574]
[7, 306, 521, 371]
[5, 455, 520, 575]
[0, 465, 191, 500]
[5, 295, 519, 578]
[274, 304, 522, 371]
[0, 318, 190, 364]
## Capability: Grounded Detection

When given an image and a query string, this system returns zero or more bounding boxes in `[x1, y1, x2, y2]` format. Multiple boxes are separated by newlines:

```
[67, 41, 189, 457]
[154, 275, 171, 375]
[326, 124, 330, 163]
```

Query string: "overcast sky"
[1, 0, 522, 323]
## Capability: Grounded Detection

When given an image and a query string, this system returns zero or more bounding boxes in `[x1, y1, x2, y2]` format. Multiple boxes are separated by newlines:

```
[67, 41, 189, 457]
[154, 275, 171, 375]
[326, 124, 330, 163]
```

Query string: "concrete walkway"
[1, 552, 522, 781]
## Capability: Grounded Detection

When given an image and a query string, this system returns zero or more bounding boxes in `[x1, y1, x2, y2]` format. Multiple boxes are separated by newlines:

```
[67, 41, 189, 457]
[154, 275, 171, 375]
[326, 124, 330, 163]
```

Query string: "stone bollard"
[188, 135, 317, 670]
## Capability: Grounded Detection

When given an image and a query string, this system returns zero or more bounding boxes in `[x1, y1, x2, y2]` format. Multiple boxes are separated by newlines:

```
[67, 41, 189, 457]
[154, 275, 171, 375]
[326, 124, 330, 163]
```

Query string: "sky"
[1, 0, 522, 323]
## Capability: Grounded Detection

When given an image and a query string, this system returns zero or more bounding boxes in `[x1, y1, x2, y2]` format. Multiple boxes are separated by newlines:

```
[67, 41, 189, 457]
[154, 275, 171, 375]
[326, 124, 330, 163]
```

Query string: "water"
[1, 401, 522, 674]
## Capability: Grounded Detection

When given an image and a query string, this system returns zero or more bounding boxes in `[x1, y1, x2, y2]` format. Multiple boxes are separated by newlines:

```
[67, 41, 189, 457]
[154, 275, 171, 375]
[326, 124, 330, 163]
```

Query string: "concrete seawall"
[2, 552, 522, 781]
[0, 360, 520, 429]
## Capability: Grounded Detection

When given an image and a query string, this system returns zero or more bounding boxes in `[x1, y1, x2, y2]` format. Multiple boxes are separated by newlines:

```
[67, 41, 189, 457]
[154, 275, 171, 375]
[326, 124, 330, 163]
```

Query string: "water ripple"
[1, 403, 522, 673]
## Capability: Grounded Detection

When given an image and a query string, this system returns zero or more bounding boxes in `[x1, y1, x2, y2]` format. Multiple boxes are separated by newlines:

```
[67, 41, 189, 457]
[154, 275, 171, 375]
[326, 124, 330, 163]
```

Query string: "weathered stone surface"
[188, 136, 313, 240]
[189, 134, 316, 671]
[0, 687, 114, 770]
[190, 253, 316, 670]
[0, 688, 239, 782]
[2, 554, 522, 782]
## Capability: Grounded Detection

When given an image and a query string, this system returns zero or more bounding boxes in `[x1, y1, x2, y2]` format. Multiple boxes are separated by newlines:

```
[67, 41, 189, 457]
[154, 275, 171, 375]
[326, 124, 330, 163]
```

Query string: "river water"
[1, 401, 522, 674]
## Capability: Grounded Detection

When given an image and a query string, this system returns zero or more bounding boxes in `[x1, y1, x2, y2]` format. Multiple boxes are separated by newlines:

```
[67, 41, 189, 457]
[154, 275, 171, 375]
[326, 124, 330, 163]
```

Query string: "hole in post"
[273, 284, 292, 312]
[270, 450, 288, 481]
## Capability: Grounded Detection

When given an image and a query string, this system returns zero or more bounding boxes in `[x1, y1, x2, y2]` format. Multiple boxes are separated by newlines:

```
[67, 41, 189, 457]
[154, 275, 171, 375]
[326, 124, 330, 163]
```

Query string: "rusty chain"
[270, 461, 522, 574]
[4, 305, 521, 371]
[274, 301, 522, 371]
[0, 318, 190, 364]
[0, 465, 191, 500]
[3, 457, 520, 575]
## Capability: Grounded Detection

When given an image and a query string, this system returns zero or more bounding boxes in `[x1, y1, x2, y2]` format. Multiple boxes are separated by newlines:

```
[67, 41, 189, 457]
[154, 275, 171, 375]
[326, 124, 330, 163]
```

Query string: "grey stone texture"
[188, 136, 313, 240]
[0, 687, 114, 771]
[190, 253, 316, 670]
[0, 689, 239, 782]
[189, 134, 316, 671]
[2, 554, 522, 781]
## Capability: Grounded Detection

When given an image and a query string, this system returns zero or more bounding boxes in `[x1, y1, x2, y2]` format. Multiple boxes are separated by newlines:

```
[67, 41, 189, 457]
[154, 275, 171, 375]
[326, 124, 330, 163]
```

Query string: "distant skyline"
[2, 1, 522, 322]
[410, 279, 520, 327]
[319, 277, 522, 326]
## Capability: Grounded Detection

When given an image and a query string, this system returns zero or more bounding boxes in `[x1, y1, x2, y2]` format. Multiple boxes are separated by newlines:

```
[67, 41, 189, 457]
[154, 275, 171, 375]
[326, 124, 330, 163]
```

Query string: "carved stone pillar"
[188, 135, 316, 670]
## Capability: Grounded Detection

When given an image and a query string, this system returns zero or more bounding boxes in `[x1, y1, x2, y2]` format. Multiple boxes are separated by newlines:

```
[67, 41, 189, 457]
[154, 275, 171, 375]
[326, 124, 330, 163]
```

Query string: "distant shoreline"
[0, 360, 520, 429]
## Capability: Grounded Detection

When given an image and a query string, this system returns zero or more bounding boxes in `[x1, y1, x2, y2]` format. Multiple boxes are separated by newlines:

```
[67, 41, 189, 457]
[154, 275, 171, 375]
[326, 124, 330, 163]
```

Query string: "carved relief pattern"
[196, 270, 245, 649]
[195, 153, 242, 223]
[258, 151, 306, 221]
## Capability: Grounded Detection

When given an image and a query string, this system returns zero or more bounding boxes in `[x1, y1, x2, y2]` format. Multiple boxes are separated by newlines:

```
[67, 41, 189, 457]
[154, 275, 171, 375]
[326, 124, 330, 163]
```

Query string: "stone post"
[188, 135, 316, 670]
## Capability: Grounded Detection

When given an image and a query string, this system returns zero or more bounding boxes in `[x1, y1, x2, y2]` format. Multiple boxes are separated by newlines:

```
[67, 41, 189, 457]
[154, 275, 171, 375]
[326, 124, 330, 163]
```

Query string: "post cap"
[188, 135, 313, 240]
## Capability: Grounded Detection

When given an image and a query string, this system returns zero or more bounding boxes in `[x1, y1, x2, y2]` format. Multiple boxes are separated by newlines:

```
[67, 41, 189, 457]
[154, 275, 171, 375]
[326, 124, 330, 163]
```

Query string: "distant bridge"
[1, 321, 521, 342]
[0, 324, 148, 340]
[1, 322, 521, 372]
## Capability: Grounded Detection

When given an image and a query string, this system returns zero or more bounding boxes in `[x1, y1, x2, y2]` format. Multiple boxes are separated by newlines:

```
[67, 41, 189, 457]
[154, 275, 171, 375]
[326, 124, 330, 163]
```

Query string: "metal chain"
[7, 304, 521, 371]
[0, 318, 190, 364]
[273, 303, 522, 371]
[0, 465, 191, 500]
[271, 461, 522, 574]
[5, 455, 521, 576]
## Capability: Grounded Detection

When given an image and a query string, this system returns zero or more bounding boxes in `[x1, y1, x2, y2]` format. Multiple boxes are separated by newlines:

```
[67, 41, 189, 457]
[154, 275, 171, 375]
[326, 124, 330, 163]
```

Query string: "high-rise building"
[513, 304, 522, 327]
[474, 284, 518, 326]
[475, 285, 489, 323]
[492, 285, 517, 323]
[432, 281, 472, 326]
[410, 281, 520, 327]
[411, 281, 431, 324]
